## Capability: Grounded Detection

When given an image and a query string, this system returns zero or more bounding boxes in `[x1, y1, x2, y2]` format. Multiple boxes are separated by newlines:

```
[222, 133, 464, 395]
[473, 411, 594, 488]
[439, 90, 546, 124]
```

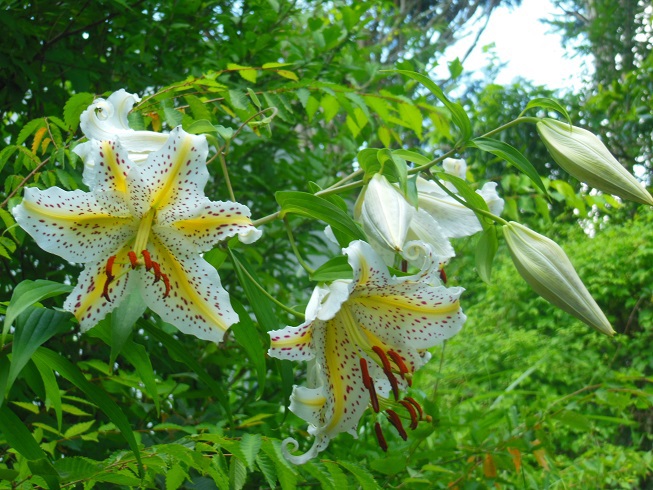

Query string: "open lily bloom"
[13, 127, 260, 343]
[268, 240, 465, 463]
[74, 90, 169, 177]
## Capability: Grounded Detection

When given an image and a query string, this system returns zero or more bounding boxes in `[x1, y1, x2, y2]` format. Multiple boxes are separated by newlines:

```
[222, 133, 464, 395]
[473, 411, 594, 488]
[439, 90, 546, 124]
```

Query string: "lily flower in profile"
[74, 89, 169, 176]
[537, 118, 653, 206]
[13, 127, 261, 342]
[503, 221, 614, 336]
[355, 159, 504, 261]
[268, 240, 465, 463]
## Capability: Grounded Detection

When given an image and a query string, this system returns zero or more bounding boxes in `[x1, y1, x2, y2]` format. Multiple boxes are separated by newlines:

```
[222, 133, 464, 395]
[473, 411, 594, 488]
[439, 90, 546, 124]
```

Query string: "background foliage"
[1, 0, 652, 488]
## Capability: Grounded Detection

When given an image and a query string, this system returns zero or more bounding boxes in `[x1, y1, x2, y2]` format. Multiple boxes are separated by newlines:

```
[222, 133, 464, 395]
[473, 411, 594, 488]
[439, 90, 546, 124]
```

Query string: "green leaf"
[230, 250, 279, 332]
[6, 307, 70, 395]
[393, 70, 472, 143]
[320, 94, 340, 122]
[17, 118, 46, 145]
[310, 255, 353, 282]
[109, 288, 145, 364]
[0, 145, 18, 175]
[166, 463, 189, 490]
[31, 347, 143, 476]
[247, 88, 262, 109]
[398, 103, 423, 140]
[229, 456, 248, 490]
[63, 420, 95, 439]
[3, 279, 73, 344]
[187, 119, 218, 135]
[391, 149, 431, 166]
[227, 63, 257, 83]
[470, 137, 547, 195]
[32, 356, 63, 430]
[240, 433, 262, 470]
[303, 462, 335, 490]
[323, 461, 350, 488]
[338, 461, 380, 490]
[63, 93, 94, 131]
[0, 404, 48, 460]
[475, 226, 498, 284]
[276, 191, 366, 246]
[522, 97, 571, 124]
[185, 94, 213, 121]
[256, 451, 278, 489]
[141, 322, 231, 418]
[230, 298, 267, 397]
[53, 457, 99, 483]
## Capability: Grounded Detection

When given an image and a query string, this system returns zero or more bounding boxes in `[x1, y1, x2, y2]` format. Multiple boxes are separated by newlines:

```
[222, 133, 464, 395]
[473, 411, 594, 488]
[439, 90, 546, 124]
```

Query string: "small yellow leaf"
[533, 448, 549, 470]
[378, 126, 391, 147]
[482, 454, 497, 478]
[41, 137, 51, 154]
[227, 63, 257, 83]
[32, 127, 47, 154]
[277, 69, 298, 81]
[507, 447, 522, 473]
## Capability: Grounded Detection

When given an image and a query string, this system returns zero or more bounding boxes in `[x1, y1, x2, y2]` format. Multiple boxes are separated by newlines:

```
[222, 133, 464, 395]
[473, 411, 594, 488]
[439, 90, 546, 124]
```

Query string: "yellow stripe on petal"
[355, 295, 460, 315]
[324, 318, 346, 433]
[150, 134, 193, 209]
[99, 141, 128, 194]
[145, 237, 238, 342]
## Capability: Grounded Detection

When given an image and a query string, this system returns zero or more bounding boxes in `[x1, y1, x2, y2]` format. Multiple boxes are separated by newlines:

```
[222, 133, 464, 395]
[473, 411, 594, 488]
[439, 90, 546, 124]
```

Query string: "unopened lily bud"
[503, 221, 614, 336]
[537, 118, 653, 206]
[354, 173, 414, 251]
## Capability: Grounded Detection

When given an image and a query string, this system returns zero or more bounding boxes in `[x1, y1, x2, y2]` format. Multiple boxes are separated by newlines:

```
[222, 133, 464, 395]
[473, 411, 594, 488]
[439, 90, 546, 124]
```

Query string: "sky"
[434, 0, 592, 91]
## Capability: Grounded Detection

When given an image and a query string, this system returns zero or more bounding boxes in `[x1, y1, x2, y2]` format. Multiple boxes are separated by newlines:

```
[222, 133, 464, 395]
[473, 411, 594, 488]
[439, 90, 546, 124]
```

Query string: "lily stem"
[230, 250, 305, 320]
[284, 217, 315, 275]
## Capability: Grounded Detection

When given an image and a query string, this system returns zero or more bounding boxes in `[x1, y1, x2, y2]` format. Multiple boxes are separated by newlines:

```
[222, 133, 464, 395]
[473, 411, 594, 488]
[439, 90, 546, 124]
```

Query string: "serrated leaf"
[10, 400, 40, 414]
[240, 433, 262, 470]
[277, 70, 298, 81]
[256, 452, 278, 488]
[398, 103, 423, 140]
[229, 456, 247, 490]
[166, 463, 189, 490]
[63, 420, 95, 439]
[470, 137, 547, 195]
[6, 307, 71, 394]
[17, 118, 46, 145]
[476, 226, 498, 284]
[227, 63, 257, 83]
[32, 347, 143, 476]
[303, 462, 335, 490]
[53, 457, 99, 483]
[185, 94, 213, 121]
[323, 461, 349, 488]
[338, 461, 380, 490]
[3, 279, 73, 343]
[320, 94, 339, 122]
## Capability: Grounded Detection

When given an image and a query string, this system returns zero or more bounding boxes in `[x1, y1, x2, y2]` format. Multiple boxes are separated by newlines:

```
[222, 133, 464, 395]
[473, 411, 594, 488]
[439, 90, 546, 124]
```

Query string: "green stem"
[217, 149, 236, 202]
[231, 251, 305, 320]
[284, 216, 315, 275]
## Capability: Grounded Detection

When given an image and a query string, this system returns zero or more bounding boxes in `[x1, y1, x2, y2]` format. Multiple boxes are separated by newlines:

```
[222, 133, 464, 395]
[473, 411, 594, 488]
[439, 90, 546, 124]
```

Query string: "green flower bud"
[537, 118, 653, 206]
[503, 221, 614, 336]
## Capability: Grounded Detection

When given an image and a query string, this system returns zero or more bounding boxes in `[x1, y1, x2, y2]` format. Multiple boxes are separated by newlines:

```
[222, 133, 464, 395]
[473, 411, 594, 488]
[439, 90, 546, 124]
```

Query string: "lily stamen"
[128, 251, 138, 269]
[102, 255, 117, 302]
[372, 346, 400, 400]
[399, 399, 419, 430]
[141, 250, 154, 271]
[387, 350, 411, 387]
[386, 409, 408, 441]
[374, 422, 388, 452]
[404, 396, 423, 420]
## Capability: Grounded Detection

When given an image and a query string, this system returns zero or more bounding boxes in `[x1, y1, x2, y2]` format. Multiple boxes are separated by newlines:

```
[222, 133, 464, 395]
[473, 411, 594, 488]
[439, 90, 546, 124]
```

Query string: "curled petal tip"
[281, 437, 321, 465]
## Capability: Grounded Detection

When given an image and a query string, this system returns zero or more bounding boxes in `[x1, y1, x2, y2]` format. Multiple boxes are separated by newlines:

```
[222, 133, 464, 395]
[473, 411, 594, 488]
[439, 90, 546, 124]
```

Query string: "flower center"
[101, 208, 171, 301]
[339, 304, 425, 451]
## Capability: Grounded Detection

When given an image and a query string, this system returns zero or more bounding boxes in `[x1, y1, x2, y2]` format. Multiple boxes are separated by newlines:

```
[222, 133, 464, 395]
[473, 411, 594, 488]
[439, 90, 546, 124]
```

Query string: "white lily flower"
[537, 118, 653, 206]
[13, 127, 261, 343]
[503, 221, 614, 336]
[74, 90, 169, 183]
[268, 240, 465, 463]
[355, 163, 504, 262]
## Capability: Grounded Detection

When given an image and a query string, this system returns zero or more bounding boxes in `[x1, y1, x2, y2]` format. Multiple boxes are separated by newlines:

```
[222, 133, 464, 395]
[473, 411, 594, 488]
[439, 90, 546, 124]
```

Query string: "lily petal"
[138, 127, 210, 212]
[268, 321, 315, 361]
[404, 208, 455, 260]
[155, 199, 260, 254]
[12, 187, 136, 263]
[145, 236, 239, 343]
[64, 246, 139, 331]
[78, 89, 168, 160]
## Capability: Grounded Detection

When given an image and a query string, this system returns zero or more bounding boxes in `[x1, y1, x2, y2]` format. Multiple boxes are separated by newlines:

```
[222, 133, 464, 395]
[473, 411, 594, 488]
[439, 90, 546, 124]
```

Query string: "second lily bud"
[536, 118, 653, 206]
[502, 221, 614, 336]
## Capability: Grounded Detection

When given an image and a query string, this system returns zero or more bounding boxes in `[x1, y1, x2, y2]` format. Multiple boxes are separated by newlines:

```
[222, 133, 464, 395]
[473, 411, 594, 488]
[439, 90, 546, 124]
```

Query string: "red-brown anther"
[387, 350, 411, 388]
[368, 381, 380, 413]
[372, 346, 393, 373]
[374, 422, 388, 452]
[161, 272, 171, 298]
[439, 266, 447, 284]
[386, 370, 400, 401]
[105, 255, 116, 278]
[399, 399, 419, 430]
[128, 251, 138, 269]
[102, 278, 112, 302]
[141, 250, 153, 271]
[151, 260, 162, 284]
[386, 409, 408, 441]
[360, 358, 372, 390]
[404, 396, 423, 420]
